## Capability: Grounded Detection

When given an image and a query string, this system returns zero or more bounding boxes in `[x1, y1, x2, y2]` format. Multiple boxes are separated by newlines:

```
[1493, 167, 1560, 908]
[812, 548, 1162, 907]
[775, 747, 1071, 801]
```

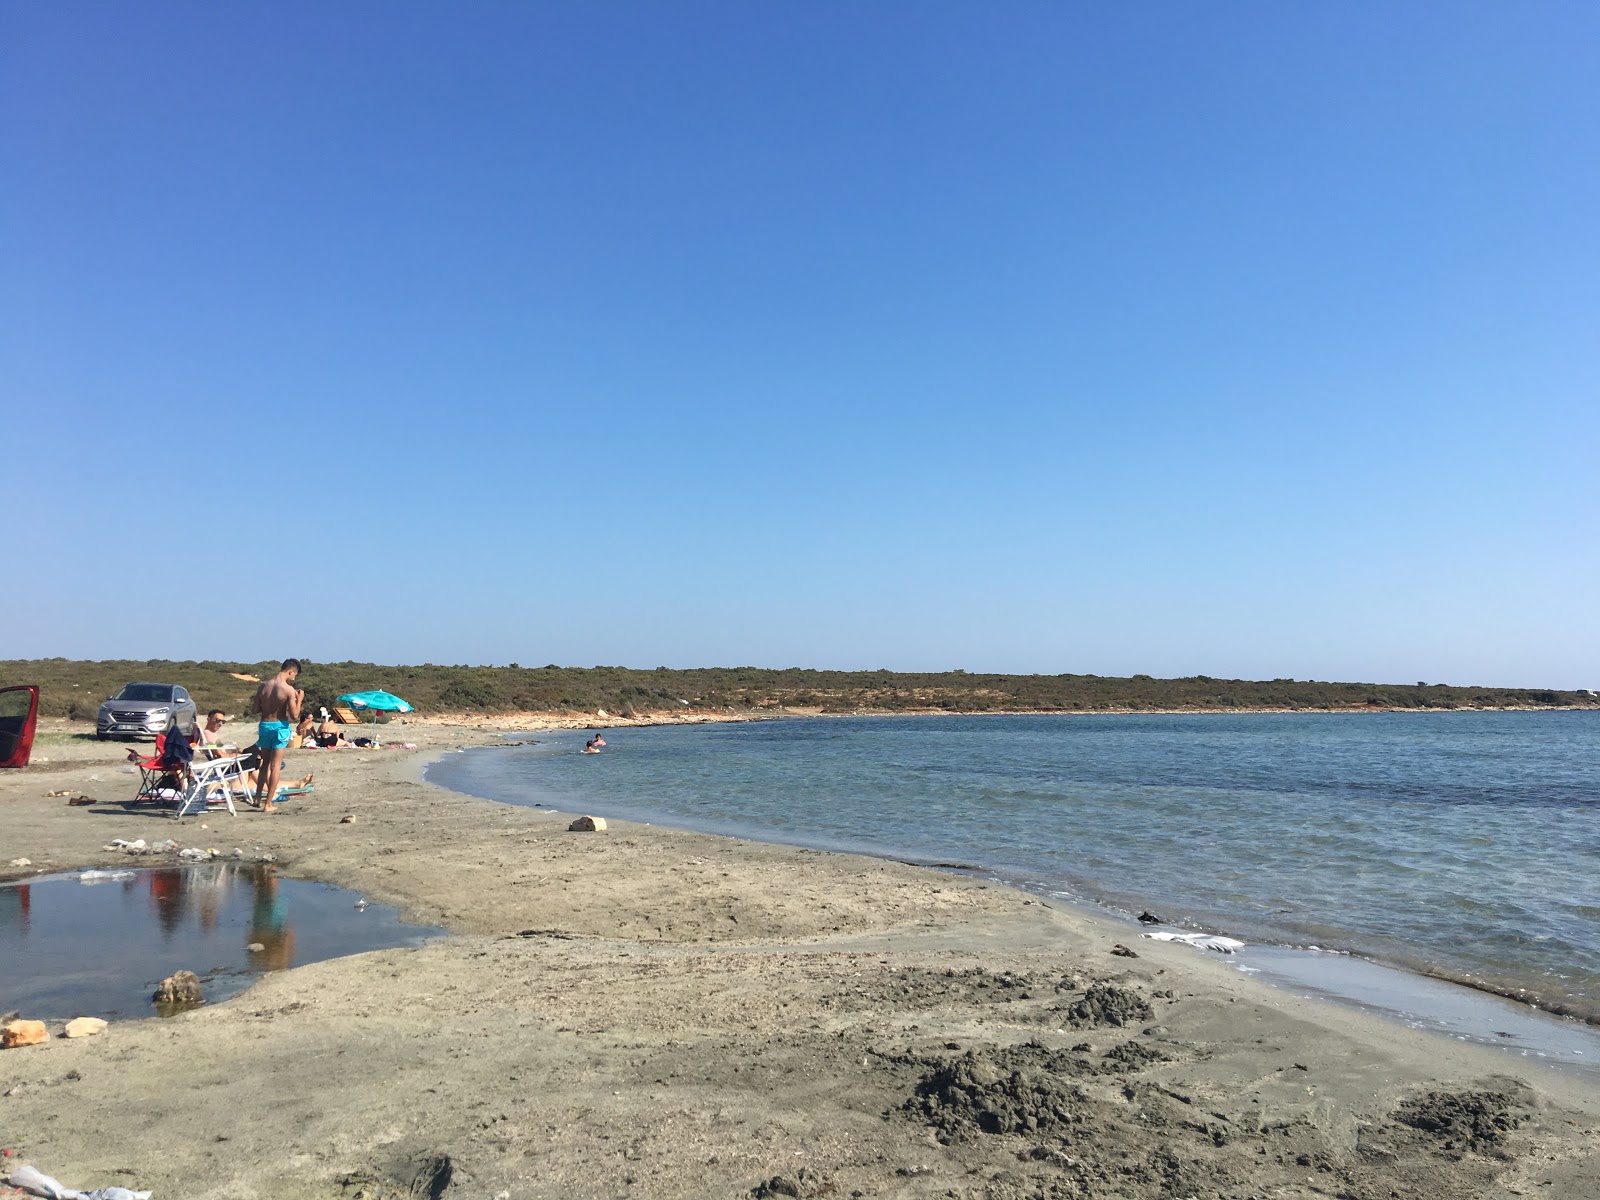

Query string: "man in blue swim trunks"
[249, 658, 304, 813]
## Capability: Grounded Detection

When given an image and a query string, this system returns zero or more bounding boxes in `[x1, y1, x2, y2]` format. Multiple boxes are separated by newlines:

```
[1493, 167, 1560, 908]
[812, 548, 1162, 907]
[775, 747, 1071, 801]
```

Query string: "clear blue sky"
[5, 3, 1596, 687]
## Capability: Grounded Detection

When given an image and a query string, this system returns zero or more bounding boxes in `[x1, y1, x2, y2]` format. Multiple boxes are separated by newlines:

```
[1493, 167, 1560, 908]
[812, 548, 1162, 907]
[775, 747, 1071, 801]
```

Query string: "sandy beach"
[3, 721, 1598, 1199]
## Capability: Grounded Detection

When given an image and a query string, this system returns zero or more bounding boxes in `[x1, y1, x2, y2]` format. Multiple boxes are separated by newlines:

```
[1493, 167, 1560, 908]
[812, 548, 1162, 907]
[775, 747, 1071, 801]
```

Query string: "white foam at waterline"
[1143, 930, 1245, 953]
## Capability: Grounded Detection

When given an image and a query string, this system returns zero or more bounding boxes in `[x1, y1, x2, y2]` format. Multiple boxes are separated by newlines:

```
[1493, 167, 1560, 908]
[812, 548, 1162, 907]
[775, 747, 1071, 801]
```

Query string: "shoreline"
[434, 719, 1600, 1035]
[3, 722, 1599, 1197]
[408, 703, 1600, 731]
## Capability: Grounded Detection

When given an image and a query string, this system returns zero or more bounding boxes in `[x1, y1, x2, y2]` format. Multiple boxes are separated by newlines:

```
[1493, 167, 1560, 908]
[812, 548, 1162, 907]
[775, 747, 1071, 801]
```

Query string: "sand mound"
[1056, 982, 1154, 1028]
[1392, 1080, 1533, 1157]
[904, 1042, 1097, 1139]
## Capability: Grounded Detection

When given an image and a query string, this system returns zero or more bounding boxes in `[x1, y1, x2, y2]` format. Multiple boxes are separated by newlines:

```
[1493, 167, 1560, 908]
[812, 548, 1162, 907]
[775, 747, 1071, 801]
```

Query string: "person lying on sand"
[207, 770, 314, 806]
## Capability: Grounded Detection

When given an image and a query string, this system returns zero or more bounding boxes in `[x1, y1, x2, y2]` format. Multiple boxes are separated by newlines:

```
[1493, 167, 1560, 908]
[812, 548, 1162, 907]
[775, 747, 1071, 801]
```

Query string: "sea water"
[428, 712, 1600, 1054]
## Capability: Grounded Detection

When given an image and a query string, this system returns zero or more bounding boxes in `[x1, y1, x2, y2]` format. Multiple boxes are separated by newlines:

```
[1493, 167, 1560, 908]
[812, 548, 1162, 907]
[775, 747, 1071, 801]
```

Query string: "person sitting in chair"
[194, 710, 231, 757]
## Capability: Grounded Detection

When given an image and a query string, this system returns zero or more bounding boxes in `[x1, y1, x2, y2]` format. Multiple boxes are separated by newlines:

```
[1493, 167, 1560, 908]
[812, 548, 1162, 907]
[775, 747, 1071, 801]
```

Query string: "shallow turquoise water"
[428, 711, 1600, 1022]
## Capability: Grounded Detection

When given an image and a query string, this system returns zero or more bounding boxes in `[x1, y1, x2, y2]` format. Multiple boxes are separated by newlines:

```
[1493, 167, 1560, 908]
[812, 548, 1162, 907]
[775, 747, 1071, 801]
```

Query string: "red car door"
[0, 685, 40, 768]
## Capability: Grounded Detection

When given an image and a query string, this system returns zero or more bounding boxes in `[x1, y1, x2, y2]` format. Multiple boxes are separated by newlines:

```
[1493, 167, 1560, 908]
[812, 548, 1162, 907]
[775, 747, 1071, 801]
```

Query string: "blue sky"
[4, 3, 1596, 687]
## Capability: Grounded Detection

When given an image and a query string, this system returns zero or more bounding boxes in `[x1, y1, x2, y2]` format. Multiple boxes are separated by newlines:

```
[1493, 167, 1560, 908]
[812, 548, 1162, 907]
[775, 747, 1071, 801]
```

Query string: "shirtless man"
[196, 710, 229, 755]
[249, 659, 303, 813]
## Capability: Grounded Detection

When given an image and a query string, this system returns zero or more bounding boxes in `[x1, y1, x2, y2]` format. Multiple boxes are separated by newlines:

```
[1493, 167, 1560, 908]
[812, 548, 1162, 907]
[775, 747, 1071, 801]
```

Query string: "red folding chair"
[130, 730, 192, 804]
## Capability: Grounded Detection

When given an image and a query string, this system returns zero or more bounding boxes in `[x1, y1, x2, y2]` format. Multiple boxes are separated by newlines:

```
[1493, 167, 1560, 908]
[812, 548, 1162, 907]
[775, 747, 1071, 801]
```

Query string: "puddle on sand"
[1, 863, 442, 1020]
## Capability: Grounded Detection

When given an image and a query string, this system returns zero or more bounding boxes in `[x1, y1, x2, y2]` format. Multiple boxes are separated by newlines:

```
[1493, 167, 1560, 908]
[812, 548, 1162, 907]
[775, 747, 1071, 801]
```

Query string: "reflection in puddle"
[1, 863, 441, 1020]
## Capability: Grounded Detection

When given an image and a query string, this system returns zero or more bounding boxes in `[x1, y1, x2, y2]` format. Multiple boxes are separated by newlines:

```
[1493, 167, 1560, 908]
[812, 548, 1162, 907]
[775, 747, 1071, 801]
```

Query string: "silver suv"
[96, 683, 199, 741]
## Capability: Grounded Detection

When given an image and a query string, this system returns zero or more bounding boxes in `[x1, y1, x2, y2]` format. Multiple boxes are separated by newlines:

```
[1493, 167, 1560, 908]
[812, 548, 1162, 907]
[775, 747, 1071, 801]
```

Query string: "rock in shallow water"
[153, 970, 204, 1007]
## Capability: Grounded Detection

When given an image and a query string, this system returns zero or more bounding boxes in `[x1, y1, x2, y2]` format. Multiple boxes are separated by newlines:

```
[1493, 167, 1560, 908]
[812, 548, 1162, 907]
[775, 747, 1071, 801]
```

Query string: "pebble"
[64, 1017, 108, 1039]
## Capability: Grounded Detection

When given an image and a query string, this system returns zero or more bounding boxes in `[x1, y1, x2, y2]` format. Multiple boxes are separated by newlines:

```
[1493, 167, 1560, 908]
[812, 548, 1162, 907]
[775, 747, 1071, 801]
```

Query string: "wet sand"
[3, 720, 1598, 1198]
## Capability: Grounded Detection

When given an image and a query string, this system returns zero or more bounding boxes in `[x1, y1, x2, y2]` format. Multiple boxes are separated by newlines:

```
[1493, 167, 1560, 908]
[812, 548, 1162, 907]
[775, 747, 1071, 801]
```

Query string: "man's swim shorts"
[257, 720, 293, 751]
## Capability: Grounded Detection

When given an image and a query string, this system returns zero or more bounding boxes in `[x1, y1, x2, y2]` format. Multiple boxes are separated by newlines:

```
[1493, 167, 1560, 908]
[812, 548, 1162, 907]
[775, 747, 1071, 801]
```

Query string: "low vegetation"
[3, 658, 1594, 723]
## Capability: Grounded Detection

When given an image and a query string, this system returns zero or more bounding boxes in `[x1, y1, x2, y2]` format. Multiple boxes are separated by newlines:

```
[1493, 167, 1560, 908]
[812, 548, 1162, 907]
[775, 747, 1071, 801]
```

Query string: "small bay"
[429, 711, 1600, 1025]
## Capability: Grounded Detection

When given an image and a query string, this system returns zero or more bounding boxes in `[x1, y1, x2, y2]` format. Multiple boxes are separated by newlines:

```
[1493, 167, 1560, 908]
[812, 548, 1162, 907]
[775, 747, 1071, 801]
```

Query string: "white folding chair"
[172, 755, 248, 817]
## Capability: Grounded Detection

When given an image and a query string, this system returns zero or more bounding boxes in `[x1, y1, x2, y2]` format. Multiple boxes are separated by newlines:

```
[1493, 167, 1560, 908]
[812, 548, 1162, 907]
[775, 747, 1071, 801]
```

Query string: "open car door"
[0, 685, 40, 768]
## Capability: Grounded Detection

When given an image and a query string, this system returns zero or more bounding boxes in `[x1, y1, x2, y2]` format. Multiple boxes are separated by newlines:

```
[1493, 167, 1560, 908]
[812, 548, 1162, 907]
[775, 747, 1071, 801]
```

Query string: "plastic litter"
[177, 847, 212, 862]
[77, 870, 136, 884]
[5, 1163, 152, 1199]
[108, 838, 146, 851]
[1140, 930, 1245, 954]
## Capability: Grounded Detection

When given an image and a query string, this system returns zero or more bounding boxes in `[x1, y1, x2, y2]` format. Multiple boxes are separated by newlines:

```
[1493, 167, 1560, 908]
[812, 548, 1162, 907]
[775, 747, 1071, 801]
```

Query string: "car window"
[175, 688, 190, 702]
[115, 684, 174, 702]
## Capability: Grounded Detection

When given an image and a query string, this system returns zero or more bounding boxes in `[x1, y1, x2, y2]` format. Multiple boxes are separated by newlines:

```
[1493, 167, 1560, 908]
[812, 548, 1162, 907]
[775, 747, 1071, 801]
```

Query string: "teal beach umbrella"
[336, 690, 414, 745]
[336, 690, 414, 713]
